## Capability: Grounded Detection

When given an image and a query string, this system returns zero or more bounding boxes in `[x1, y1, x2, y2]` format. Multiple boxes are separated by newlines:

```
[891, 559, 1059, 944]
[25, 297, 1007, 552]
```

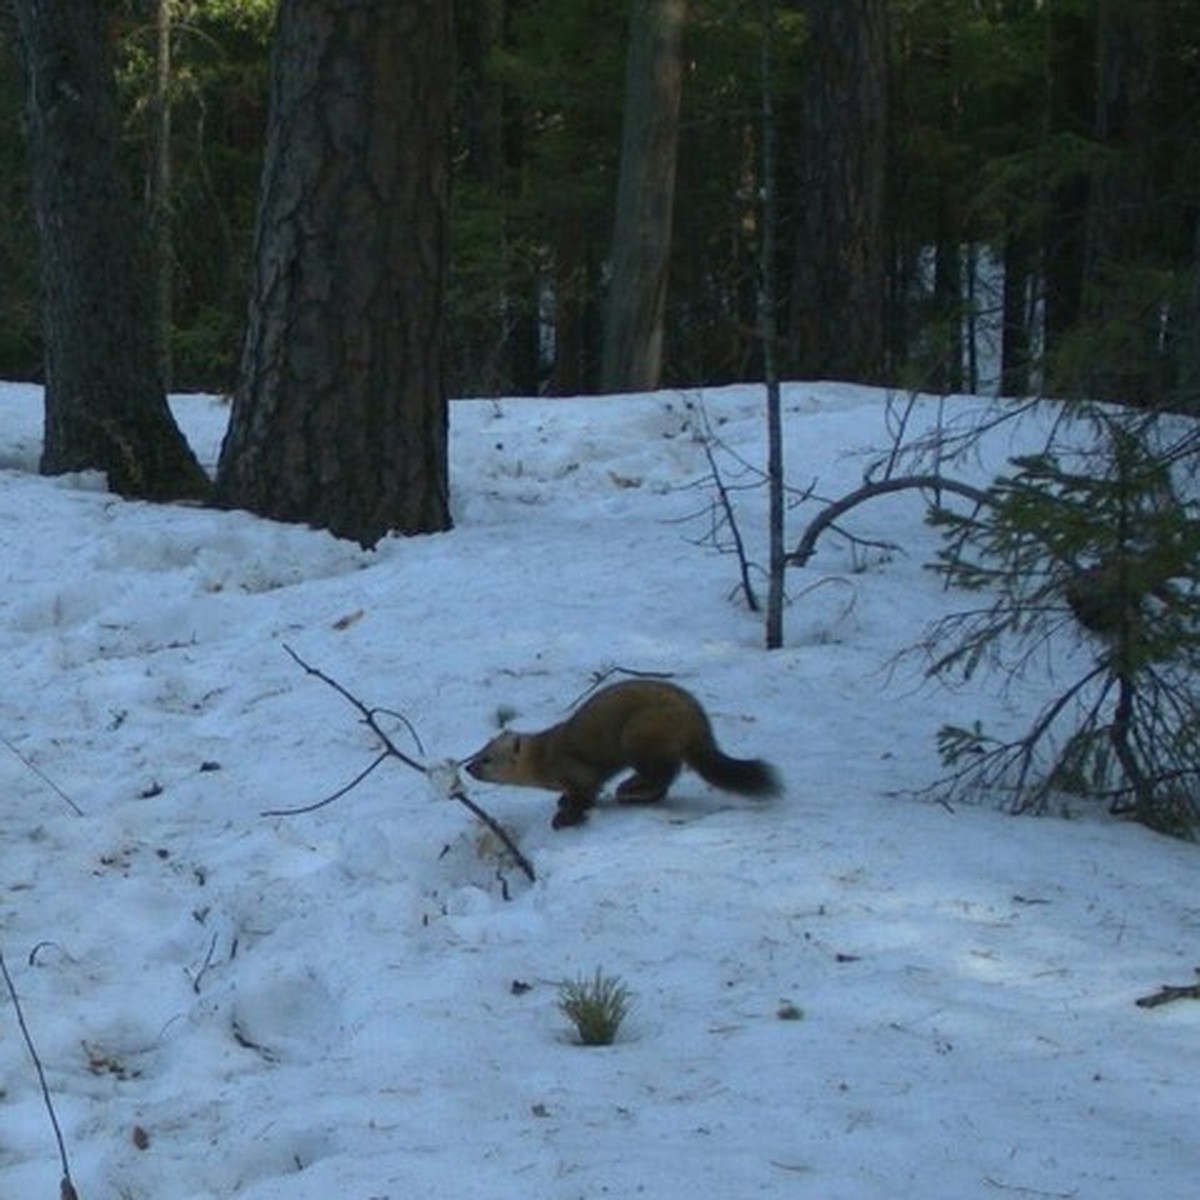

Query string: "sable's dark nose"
[465, 757, 484, 779]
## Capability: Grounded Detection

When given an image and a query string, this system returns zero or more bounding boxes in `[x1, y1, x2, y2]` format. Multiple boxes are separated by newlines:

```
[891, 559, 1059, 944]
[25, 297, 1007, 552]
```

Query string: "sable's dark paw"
[552, 802, 587, 829]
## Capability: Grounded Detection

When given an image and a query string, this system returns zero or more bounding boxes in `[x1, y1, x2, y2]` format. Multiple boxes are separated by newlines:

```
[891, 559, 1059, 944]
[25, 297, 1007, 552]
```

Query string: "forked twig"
[267, 646, 536, 885]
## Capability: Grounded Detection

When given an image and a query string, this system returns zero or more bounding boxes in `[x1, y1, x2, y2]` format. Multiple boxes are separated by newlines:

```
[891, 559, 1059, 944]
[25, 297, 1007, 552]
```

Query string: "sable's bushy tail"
[694, 748, 782, 797]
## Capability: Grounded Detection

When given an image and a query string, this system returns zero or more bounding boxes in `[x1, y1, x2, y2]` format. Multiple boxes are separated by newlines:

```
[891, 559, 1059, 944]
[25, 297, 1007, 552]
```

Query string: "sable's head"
[465, 731, 522, 782]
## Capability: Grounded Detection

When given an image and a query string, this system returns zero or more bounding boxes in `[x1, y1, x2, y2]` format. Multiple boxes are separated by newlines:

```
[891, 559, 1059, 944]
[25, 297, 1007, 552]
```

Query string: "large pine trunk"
[789, 0, 888, 384]
[13, 0, 208, 501]
[216, 0, 452, 547]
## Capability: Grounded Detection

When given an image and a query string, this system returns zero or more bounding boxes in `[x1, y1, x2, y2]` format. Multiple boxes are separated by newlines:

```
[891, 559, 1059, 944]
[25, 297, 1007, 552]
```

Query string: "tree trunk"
[151, 0, 174, 390]
[457, 0, 506, 186]
[1177, 216, 1200, 412]
[1042, 6, 1093, 380]
[1080, 0, 1163, 404]
[12, 0, 208, 501]
[932, 221, 963, 393]
[216, 0, 452, 548]
[761, 0, 785, 650]
[789, 0, 888, 384]
[601, 0, 687, 394]
[1001, 225, 1033, 396]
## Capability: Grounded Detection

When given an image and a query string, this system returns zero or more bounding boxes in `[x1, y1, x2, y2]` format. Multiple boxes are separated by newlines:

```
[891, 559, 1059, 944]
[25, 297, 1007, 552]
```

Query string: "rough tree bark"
[1080, 0, 1164, 404]
[789, 0, 888, 385]
[12, 0, 208, 501]
[601, 0, 687, 394]
[1042, 6, 1093, 378]
[216, 0, 452, 547]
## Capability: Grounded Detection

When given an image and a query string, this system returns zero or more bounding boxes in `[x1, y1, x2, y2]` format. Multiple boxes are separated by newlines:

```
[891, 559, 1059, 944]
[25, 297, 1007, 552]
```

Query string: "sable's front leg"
[552, 791, 592, 829]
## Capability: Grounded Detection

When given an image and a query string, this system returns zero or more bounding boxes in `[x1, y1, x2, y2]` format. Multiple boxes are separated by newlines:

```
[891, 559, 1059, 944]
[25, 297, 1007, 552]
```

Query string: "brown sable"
[466, 680, 780, 829]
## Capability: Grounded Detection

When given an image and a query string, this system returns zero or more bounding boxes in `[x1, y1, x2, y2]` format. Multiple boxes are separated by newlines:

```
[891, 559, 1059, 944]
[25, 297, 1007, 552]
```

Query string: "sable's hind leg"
[615, 759, 680, 805]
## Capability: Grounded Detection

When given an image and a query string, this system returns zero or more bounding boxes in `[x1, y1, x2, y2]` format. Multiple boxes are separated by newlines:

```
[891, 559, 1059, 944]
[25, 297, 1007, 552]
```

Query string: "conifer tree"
[928, 412, 1200, 836]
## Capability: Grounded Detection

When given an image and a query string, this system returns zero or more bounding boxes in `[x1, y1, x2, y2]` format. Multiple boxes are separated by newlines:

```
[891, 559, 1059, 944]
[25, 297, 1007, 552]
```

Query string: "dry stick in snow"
[1135, 969, 1200, 1008]
[0, 949, 78, 1199]
[266, 645, 536, 885]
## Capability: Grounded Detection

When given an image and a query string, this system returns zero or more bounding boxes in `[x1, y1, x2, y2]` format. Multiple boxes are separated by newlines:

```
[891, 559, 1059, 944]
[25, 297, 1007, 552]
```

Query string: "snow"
[0, 379, 1195, 1199]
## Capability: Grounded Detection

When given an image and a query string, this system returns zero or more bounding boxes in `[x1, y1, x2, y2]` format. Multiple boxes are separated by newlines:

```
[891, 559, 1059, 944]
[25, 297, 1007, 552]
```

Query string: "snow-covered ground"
[0, 380, 1195, 1199]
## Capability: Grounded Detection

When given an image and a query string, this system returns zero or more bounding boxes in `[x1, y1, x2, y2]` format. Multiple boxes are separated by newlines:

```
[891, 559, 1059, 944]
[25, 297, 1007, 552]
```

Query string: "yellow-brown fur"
[465, 679, 780, 828]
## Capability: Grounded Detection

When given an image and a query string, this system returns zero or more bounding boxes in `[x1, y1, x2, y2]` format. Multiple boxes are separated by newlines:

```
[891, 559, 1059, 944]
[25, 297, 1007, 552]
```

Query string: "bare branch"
[698, 418, 760, 611]
[790, 474, 995, 568]
[1, 949, 76, 1196]
[275, 646, 536, 885]
[261, 751, 390, 818]
[2, 736, 85, 817]
[282, 644, 425, 771]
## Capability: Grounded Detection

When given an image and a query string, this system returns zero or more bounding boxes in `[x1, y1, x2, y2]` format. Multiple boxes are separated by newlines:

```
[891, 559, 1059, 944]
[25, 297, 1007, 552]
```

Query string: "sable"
[466, 679, 781, 829]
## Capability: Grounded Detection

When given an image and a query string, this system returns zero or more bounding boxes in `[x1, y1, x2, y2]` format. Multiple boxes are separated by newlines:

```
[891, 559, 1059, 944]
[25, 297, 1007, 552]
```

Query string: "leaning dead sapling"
[270, 646, 536, 884]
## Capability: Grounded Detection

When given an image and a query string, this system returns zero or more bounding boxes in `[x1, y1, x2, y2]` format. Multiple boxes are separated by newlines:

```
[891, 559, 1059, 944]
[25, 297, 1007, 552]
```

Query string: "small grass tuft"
[557, 969, 633, 1046]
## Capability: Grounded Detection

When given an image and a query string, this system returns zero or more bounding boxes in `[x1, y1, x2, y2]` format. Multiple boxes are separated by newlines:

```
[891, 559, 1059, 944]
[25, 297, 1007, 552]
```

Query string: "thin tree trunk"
[152, 0, 174, 390]
[1081, 0, 1163, 404]
[1177, 217, 1200, 412]
[761, 0, 785, 650]
[601, 0, 687, 394]
[1042, 7, 1093, 381]
[1001, 226, 1033, 396]
[933, 225, 963, 393]
[790, 0, 888, 384]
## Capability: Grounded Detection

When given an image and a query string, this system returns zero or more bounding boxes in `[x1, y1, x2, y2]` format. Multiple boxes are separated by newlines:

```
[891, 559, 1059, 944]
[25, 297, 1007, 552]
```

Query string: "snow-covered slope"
[0, 381, 1195, 1198]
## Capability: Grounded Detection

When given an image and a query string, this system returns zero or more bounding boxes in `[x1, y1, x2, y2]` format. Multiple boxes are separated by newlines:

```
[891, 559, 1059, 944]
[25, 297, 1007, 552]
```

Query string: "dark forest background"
[1, 0, 1197, 408]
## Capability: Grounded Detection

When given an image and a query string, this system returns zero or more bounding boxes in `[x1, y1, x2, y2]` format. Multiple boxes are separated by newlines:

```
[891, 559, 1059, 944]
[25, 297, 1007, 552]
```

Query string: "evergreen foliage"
[927, 413, 1200, 837]
[2, 1, 1197, 399]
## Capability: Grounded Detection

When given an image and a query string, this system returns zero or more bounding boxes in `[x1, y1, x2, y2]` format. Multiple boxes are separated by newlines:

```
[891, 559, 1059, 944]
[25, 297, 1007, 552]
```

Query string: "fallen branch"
[789, 474, 994, 568]
[1, 948, 77, 1199]
[266, 646, 535, 885]
[1135, 969, 1200, 1009]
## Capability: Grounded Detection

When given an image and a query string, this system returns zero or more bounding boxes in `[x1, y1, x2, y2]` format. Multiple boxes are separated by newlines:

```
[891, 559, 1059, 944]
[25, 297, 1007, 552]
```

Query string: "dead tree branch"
[267, 646, 535, 885]
[698, 424, 760, 611]
[789, 474, 995, 568]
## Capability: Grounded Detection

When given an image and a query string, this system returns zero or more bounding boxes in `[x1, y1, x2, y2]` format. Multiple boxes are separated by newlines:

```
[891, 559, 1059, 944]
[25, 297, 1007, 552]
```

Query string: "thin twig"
[282, 644, 424, 771]
[697, 415, 760, 611]
[1, 948, 76, 1196]
[274, 646, 536, 885]
[567, 665, 675, 711]
[261, 751, 390, 817]
[2, 736, 85, 817]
